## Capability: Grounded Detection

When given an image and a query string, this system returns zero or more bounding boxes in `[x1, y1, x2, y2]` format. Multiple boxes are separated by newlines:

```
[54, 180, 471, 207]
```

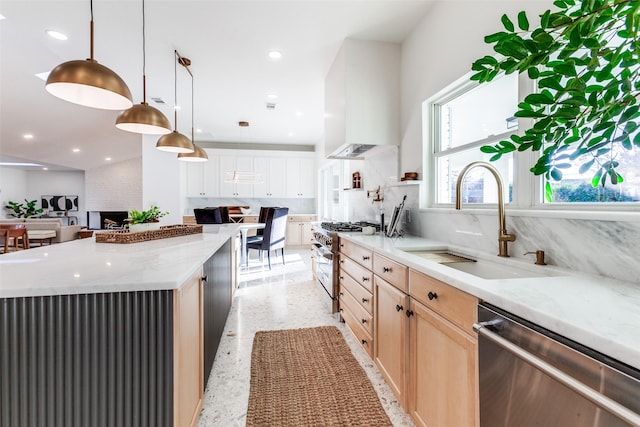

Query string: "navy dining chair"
[246, 207, 289, 269]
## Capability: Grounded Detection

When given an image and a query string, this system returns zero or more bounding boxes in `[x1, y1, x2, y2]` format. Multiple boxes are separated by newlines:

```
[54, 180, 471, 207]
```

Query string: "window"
[426, 72, 518, 205]
[424, 69, 639, 210]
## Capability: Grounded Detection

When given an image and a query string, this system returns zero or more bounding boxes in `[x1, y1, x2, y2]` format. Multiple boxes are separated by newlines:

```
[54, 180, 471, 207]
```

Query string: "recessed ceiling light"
[72, 148, 80, 153]
[0, 14, 6, 20]
[23, 134, 34, 139]
[42, 167, 48, 171]
[105, 157, 112, 161]
[296, 111, 303, 117]
[288, 132, 294, 137]
[46, 29, 68, 40]
[268, 50, 282, 59]
[267, 94, 278, 100]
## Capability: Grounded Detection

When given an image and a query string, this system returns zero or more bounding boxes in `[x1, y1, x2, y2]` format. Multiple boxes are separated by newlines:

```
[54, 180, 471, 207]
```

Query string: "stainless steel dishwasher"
[475, 304, 640, 427]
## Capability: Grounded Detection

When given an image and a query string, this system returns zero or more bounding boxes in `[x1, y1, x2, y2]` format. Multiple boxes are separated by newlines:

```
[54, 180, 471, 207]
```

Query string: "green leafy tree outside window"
[471, 0, 639, 201]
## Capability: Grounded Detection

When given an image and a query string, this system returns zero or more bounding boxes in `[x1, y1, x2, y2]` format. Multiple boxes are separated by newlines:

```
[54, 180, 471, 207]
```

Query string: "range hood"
[327, 143, 377, 160]
[324, 39, 401, 161]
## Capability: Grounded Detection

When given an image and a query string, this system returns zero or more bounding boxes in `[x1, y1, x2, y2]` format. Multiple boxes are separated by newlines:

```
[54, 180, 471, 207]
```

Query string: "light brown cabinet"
[408, 269, 478, 427]
[173, 269, 204, 427]
[339, 239, 375, 358]
[374, 275, 409, 407]
[338, 238, 479, 427]
[285, 215, 316, 247]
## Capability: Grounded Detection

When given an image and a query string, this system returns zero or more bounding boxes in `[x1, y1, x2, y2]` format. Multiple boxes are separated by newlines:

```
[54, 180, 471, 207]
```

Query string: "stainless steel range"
[311, 221, 381, 313]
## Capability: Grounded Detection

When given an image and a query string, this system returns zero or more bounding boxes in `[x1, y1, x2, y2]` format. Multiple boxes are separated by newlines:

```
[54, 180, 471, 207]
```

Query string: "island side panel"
[202, 239, 232, 387]
[0, 291, 174, 427]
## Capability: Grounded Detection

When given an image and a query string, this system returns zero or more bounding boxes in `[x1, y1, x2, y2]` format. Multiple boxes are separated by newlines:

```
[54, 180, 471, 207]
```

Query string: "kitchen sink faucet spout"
[455, 161, 516, 257]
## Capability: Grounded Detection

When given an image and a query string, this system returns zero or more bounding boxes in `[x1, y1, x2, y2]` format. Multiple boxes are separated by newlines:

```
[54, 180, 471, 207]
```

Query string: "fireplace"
[87, 211, 129, 230]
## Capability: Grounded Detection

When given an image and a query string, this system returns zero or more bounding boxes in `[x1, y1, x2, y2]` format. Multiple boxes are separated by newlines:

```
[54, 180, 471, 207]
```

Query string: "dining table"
[237, 222, 265, 267]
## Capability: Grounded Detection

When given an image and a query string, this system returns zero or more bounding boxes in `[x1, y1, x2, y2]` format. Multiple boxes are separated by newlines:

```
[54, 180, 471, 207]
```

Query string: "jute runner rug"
[246, 326, 392, 427]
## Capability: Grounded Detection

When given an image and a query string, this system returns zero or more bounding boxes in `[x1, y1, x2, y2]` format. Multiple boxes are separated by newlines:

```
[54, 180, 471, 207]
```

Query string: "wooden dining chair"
[0, 224, 29, 252]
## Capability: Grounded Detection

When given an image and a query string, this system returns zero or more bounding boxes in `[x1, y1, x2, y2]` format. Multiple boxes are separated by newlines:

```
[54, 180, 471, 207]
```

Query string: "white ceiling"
[0, 0, 434, 171]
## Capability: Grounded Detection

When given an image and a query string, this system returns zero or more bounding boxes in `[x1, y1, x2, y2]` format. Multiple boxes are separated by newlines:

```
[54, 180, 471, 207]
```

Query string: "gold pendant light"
[178, 54, 208, 162]
[45, 0, 133, 110]
[115, 0, 171, 135]
[156, 50, 194, 153]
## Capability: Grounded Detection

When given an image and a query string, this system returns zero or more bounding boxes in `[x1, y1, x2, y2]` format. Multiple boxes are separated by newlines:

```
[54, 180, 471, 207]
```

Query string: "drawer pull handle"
[362, 256, 370, 261]
[395, 304, 403, 312]
[428, 291, 438, 300]
[339, 292, 344, 296]
[382, 267, 391, 273]
[361, 339, 368, 345]
[406, 310, 414, 318]
[362, 297, 369, 303]
[201, 275, 208, 283]
[361, 319, 368, 324]
[339, 276, 344, 280]
[340, 243, 344, 247]
[362, 277, 370, 282]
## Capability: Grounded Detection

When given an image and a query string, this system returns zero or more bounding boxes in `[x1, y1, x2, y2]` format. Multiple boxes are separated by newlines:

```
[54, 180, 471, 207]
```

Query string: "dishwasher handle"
[474, 321, 640, 427]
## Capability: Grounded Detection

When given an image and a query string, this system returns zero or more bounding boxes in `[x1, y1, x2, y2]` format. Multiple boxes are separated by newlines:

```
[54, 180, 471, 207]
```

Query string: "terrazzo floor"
[197, 249, 415, 426]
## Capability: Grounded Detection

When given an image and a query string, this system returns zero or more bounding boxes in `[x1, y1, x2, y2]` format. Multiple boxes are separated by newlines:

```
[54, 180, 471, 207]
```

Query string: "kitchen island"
[0, 226, 237, 427]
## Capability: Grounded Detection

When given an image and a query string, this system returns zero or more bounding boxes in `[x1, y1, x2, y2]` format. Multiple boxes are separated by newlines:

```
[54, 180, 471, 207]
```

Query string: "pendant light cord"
[191, 73, 195, 142]
[173, 50, 178, 131]
[89, 0, 94, 60]
[142, 0, 147, 102]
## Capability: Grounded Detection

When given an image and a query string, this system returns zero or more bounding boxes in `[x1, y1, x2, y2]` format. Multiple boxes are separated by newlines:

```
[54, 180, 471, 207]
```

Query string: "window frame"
[421, 70, 640, 218]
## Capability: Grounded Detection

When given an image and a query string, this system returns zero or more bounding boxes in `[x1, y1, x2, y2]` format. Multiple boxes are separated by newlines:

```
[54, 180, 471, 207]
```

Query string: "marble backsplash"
[407, 209, 640, 285]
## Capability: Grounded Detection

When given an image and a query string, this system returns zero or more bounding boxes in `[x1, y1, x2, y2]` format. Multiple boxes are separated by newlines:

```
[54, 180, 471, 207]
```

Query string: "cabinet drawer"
[373, 254, 408, 293]
[339, 239, 373, 269]
[339, 256, 373, 293]
[340, 286, 373, 336]
[409, 269, 478, 333]
[288, 215, 316, 222]
[340, 304, 374, 359]
[339, 271, 373, 314]
[243, 216, 259, 223]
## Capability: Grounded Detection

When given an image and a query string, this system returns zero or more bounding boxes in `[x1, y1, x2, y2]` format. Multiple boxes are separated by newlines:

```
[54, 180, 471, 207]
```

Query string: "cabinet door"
[300, 221, 313, 246]
[235, 156, 254, 197]
[219, 156, 254, 197]
[285, 157, 315, 197]
[408, 298, 478, 427]
[174, 269, 203, 427]
[185, 163, 206, 197]
[218, 155, 237, 197]
[202, 155, 219, 196]
[285, 221, 302, 245]
[374, 276, 409, 408]
[253, 157, 270, 197]
[267, 157, 286, 197]
[298, 158, 315, 197]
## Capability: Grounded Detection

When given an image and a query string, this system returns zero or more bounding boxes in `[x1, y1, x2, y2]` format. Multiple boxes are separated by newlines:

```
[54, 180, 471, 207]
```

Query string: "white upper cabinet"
[324, 38, 400, 159]
[253, 157, 287, 198]
[286, 157, 315, 198]
[219, 155, 254, 198]
[185, 154, 219, 197]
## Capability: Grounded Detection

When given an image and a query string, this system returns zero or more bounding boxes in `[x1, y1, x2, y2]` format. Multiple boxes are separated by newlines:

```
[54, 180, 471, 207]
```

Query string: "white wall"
[399, 0, 640, 283]
[0, 167, 85, 223]
[0, 168, 28, 219]
[85, 157, 143, 213]
[142, 135, 183, 226]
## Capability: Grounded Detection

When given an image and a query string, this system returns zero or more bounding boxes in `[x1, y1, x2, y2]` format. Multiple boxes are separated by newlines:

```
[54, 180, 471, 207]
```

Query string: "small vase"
[129, 222, 161, 233]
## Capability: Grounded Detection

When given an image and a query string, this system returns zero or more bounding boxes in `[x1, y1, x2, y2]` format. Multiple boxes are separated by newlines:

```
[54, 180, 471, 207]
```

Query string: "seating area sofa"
[0, 218, 82, 244]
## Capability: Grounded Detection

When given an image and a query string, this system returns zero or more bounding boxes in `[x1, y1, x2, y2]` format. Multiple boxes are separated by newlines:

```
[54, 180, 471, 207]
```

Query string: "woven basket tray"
[95, 224, 203, 244]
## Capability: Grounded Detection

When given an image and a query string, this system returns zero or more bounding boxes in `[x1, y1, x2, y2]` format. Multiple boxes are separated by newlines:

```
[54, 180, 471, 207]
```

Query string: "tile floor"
[197, 249, 415, 426]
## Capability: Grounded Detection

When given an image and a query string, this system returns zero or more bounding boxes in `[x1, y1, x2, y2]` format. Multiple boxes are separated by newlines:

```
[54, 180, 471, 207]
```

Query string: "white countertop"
[0, 225, 237, 298]
[339, 233, 640, 370]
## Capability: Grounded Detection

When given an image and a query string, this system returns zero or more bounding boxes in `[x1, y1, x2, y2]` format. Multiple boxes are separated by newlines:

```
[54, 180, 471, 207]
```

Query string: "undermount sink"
[400, 249, 558, 280]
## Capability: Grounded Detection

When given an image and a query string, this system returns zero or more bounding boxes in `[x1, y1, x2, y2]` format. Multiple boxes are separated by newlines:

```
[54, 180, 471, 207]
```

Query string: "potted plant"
[4, 199, 44, 218]
[126, 205, 168, 232]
